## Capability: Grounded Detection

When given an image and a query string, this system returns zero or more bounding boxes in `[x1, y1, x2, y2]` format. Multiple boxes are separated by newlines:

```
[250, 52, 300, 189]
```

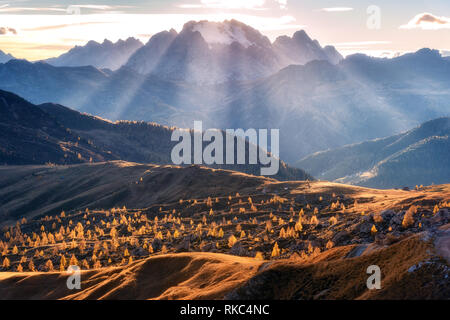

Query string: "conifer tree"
[28, 259, 35, 272]
[371, 225, 378, 234]
[2, 257, 10, 269]
[254, 252, 264, 260]
[271, 242, 280, 258]
[69, 254, 78, 266]
[228, 235, 237, 248]
[433, 205, 439, 215]
[45, 259, 54, 271]
[402, 206, 417, 228]
[326, 240, 334, 249]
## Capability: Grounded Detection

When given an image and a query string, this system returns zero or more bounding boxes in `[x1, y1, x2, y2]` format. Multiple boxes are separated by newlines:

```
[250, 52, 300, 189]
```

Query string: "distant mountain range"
[273, 29, 342, 65]
[125, 20, 342, 83]
[0, 50, 14, 63]
[219, 48, 450, 162]
[1, 20, 450, 167]
[37, 20, 341, 83]
[46, 38, 143, 71]
[296, 117, 450, 188]
[0, 89, 311, 181]
[1, 48, 450, 163]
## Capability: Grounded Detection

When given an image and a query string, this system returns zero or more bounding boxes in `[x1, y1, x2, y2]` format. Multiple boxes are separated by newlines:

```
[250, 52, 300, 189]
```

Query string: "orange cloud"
[0, 27, 17, 35]
[401, 13, 450, 30]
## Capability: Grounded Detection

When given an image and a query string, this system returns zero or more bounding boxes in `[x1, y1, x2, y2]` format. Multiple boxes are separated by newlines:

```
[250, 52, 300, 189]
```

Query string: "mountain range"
[0, 20, 449, 177]
[296, 117, 450, 189]
[41, 20, 341, 84]
[125, 20, 342, 83]
[45, 38, 143, 71]
[219, 48, 450, 162]
[2, 46, 449, 164]
[1, 18, 450, 303]
[0, 89, 311, 181]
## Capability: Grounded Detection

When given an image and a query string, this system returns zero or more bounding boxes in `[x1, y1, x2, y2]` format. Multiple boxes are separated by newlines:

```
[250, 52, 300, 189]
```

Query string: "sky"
[1, 0, 450, 60]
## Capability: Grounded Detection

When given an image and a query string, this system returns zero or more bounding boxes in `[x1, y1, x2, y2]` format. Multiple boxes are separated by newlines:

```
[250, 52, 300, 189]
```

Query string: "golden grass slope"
[0, 252, 263, 300]
[0, 226, 448, 300]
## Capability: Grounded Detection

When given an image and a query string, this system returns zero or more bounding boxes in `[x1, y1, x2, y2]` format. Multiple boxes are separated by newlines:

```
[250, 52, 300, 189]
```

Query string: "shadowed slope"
[296, 117, 450, 188]
[0, 161, 272, 225]
[0, 89, 312, 181]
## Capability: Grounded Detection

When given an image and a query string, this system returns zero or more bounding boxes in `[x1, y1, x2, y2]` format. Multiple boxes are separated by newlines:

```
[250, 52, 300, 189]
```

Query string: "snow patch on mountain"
[191, 21, 255, 48]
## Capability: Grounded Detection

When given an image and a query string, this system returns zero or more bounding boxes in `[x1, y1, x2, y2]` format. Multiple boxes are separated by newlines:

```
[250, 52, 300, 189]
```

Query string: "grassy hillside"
[0, 89, 312, 181]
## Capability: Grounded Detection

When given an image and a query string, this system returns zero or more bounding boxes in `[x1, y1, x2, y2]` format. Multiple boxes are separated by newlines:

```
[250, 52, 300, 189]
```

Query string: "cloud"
[0, 7, 67, 13]
[332, 41, 391, 47]
[400, 12, 450, 30]
[179, 0, 265, 10]
[72, 5, 114, 10]
[274, 0, 287, 9]
[332, 41, 398, 58]
[68, 4, 133, 11]
[0, 4, 132, 14]
[0, 27, 17, 35]
[23, 22, 112, 32]
[178, 0, 287, 10]
[320, 7, 354, 12]
[26, 44, 74, 51]
[339, 49, 405, 59]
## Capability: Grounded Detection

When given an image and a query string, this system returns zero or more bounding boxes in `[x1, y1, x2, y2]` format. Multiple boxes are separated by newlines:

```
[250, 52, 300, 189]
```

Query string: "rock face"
[332, 231, 350, 245]
[381, 210, 396, 221]
[273, 30, 343, 66]
[230, 242, 249, 256]
[432, 209, 449, 224]
[125, 30, 178, 75]
[176, 237, 191, 252]
[125, 20, 342, 83]
[224, 228, 450, 300]
[151, 238, 163, 251]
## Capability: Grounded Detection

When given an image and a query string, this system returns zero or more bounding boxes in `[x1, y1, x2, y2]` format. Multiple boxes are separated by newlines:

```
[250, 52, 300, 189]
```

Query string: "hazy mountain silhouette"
[1, 38, 450, 163]
[125, 29, 178, 75]
[0, 49, 14, 63]
[46, 38, 143, 70]
[273, 30, 342, 65]
[217, 49, 450, 162]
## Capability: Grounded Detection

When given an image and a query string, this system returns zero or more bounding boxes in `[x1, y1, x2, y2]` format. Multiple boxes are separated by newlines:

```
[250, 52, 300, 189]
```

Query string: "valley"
[0, 162, 448, 299]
